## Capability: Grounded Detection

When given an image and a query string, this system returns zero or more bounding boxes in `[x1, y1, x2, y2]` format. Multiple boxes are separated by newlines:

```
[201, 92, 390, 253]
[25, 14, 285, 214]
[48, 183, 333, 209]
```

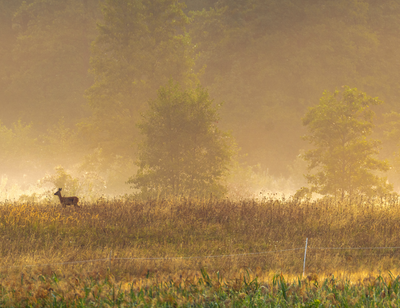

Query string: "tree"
[301, 86, 392, 199]
[84, 0, 196, 165]
[128, 81, 235, 199]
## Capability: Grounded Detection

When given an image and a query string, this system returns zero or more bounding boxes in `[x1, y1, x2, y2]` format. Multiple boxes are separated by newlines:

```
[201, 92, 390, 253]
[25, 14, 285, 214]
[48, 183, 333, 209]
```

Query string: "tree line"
[1, 0, 400, 198]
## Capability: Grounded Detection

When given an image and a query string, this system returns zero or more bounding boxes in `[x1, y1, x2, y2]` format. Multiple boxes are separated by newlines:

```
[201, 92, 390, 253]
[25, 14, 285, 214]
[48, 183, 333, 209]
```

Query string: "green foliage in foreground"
[3, 270, 400, 307]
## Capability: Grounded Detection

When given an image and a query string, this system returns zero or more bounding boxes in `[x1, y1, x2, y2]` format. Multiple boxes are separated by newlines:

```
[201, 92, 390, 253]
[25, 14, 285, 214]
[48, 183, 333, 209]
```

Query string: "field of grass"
[2, 196, 400, 306]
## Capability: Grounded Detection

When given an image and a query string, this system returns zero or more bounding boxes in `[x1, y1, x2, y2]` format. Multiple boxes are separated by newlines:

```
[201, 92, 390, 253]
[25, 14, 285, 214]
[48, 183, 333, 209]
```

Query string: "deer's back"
[62, 197, 79, 206]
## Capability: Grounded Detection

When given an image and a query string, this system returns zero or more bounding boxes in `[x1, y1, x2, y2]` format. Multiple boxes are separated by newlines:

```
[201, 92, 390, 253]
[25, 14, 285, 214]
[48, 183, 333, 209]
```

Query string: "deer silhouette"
[54, 188, 80, 208]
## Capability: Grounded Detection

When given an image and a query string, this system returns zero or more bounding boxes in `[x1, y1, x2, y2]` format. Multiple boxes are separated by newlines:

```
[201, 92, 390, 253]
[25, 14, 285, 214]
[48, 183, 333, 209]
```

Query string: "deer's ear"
[59, 188, 62, 191]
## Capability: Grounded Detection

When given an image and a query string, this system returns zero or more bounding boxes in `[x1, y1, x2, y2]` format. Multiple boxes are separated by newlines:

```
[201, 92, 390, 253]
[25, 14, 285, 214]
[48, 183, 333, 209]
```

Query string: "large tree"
[302, 86, 392, 199]
[84, 0, 196, 165]
[128, 81, 235, 198]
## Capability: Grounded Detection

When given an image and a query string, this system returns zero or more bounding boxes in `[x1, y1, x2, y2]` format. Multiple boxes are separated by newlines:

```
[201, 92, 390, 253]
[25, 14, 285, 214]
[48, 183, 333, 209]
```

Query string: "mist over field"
[1, 0, 400, 201]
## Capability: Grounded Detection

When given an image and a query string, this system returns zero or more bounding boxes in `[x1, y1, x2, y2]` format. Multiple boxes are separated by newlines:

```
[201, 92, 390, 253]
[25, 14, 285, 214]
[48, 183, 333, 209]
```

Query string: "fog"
[1, 0, 400, 201]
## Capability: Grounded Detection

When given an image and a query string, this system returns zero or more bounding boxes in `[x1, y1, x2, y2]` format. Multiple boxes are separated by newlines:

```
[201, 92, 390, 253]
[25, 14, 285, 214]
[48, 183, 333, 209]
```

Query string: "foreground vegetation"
[2, 197, 400, 305]
[3, 269, 400, 307]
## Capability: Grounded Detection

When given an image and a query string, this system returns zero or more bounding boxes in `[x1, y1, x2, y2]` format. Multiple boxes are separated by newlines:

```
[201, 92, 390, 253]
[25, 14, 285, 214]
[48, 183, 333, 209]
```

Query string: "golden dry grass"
[1, 195, 400, 282]
[2, 196, 400, 306]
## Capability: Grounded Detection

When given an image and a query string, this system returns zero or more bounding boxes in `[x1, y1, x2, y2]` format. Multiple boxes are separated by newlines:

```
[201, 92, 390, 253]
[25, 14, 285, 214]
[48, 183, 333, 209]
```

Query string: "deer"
[54, 188, 80, 208]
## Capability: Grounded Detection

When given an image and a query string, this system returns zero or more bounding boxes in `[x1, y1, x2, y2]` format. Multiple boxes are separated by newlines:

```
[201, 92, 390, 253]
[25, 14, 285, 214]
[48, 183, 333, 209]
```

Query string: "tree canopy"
[83, 0, 196, 166]
[1, 0, 400, 194]
[128, 81, 234, 198]
[302, 86, 392, 198]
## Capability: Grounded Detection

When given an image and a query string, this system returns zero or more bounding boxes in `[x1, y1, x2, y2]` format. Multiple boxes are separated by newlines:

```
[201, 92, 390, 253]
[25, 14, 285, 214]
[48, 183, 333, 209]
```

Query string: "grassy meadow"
[2, 196, 400, 306]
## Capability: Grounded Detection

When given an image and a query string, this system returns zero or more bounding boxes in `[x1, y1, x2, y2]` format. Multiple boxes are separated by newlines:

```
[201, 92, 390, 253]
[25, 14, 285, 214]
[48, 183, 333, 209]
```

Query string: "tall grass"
[2, 195, 400, 279]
